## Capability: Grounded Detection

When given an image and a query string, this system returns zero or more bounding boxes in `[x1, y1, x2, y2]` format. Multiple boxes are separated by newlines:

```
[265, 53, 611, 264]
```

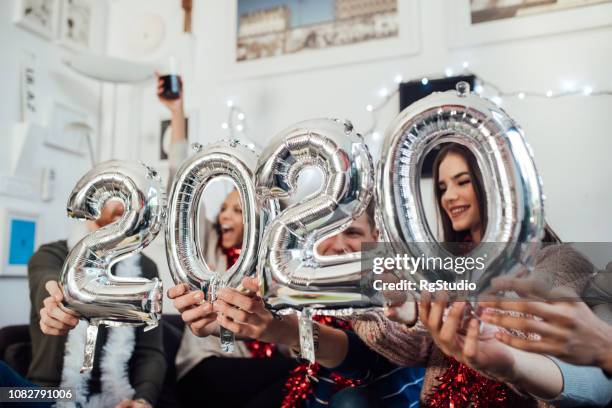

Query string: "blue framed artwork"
[8, 219, 36, 265]
[1, 210, 39, 277]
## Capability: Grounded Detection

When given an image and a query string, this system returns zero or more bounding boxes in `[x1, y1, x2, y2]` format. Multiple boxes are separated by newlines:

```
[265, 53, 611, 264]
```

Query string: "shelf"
[62, 50, 157, 83]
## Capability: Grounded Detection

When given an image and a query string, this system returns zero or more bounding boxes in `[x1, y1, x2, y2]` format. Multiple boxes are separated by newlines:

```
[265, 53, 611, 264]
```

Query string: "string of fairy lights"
[219, 99, 262, 150]
[220, 61, 612, 144]
[363, 61, 612, 140]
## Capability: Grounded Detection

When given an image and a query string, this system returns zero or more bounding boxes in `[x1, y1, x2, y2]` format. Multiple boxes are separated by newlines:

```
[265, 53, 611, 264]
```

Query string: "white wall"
[0, 2, 106, 326]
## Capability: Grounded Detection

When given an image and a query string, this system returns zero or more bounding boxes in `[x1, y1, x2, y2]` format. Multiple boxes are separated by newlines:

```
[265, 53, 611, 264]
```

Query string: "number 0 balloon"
[165, 140, 261, 351]
[377, 82, 545, 295]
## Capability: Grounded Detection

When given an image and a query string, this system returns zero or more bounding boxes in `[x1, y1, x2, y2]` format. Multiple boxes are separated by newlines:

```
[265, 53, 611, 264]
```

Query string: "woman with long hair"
[173, 201, 427, 408]
[159, 77, 296, 408]
[408, 142, 610, 407]
[309, 142, 609, 407]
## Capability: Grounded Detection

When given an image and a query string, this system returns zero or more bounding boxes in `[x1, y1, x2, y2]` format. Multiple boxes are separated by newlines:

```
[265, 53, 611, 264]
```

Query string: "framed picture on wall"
[45, 102, 91, 156]
[58, 0, 93, 50]
[446, 0, 612, 48]
[225, 0, 420, 79]
[159, 117, 189, 161]
[13, 0, 60, 40]
[0, 209, 39, 277]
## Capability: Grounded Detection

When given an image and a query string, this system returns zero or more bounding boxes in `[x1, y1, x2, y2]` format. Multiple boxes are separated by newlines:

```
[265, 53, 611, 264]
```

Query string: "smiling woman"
[432, 143, 488, 245]
[215, 189, 244, 251]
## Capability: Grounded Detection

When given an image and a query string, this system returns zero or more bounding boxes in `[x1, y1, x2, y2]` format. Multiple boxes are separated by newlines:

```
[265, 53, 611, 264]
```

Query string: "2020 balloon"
[61, 86, 547, 361]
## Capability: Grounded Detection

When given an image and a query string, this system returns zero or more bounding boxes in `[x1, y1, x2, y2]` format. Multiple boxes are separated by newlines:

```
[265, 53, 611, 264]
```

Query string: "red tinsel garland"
[281, 364, 320, 408]
[221, 245, 359, 407]
[280, 316, 360, 408]
[221, 244, 279, 360]
[245, 339, 277, 358]
[425, 357, 518, 408]
[220, 245, 242, 269]
[426, 234, 520, 407]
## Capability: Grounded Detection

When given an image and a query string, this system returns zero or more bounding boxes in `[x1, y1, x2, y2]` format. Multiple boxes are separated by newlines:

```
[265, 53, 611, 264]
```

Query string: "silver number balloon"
[256, 118, 378, 313]
[378, 82, 545, 295]
[61, 160, 166, 371]
[165, 140, 261, 351]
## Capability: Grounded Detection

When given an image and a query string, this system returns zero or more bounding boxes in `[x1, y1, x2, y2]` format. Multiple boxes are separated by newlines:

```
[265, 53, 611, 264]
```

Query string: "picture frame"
[446, 0, 612, 48]
[0, 209, 39, 277]
[45, 102, 91, 156]
[225, 0, 420, 79]
[160, 117, 189, 161]
[57, 0, 93, 51]
[138, 109, 198, 175]
[13, 0, 59, 40]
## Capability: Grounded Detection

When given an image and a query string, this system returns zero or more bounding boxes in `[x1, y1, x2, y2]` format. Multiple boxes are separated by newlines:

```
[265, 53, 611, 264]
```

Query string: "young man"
[168, 204, 425, 407]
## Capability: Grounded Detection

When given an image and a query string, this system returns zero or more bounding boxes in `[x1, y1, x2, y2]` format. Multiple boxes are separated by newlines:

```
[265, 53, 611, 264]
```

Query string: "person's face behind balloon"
[437, 153, 482, 239]
[218, 190, 244, 249]
[317, 213, 378, 256]
[94, 200, 125, 229]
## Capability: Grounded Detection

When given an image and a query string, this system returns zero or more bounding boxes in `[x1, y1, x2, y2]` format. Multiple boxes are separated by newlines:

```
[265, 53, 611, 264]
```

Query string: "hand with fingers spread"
[420, 291, 518, 383]
[168, 283, 219, 337]
[39, 280, 79, 336]
[480, 276, 612, 374]
[420, 291, 564, 399]
[213, 277, 299, 345]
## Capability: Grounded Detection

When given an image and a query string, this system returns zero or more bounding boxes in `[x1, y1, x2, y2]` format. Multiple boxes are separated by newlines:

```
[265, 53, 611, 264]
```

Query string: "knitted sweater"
[353, 244, 612, 407]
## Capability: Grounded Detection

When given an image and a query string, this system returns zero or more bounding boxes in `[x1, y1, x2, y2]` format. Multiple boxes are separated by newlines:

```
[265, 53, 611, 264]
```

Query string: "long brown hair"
[432, 143, 487, 243]
[432, 143, 560, 244]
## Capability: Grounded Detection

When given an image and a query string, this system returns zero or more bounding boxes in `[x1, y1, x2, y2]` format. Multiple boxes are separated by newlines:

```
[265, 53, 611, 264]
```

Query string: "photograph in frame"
[58, 0, 92, 50]
[471, 0, 612, 24]
[13, 0, 59, 40]
[226, 0, 420, 79]
[236, 0, 399, 62]
[159, 117, 189, 161]
[447, 0, 612, 47]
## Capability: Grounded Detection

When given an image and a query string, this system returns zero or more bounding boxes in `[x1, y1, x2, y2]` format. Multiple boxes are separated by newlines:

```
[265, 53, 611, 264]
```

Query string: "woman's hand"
[375, 266, 419, 325]
[155, 72, 183, 114]
[213, 277, 299, 346]
[421, 291, 564, 399]
[168, 284, 218, 337]
[481, 277, 612, 374]
[420, 292, 518, 383]
[383, 301, 418, 325]
[39, 281, 79, 336]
